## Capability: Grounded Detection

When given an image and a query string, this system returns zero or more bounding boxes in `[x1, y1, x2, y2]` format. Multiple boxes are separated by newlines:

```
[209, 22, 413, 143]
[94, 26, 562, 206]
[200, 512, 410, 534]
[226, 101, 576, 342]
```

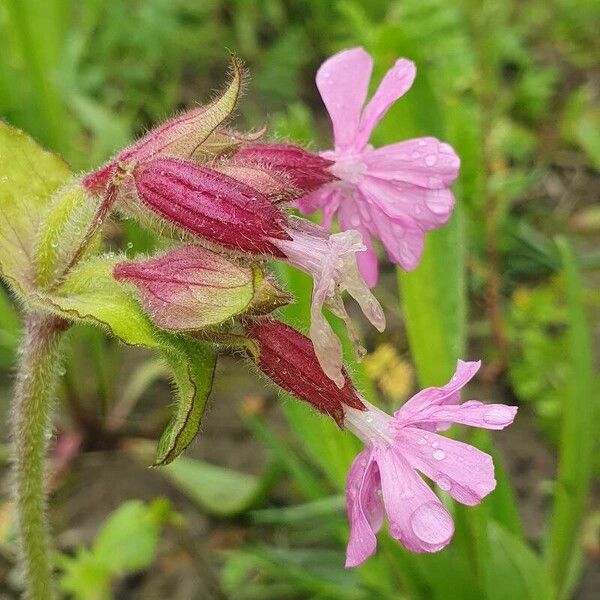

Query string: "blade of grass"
[545, 237, 596, 599]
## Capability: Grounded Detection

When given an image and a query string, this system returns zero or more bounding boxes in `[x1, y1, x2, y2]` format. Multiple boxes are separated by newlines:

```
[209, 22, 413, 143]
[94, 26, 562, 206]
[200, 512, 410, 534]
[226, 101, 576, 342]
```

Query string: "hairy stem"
[12, 313, 66, 599]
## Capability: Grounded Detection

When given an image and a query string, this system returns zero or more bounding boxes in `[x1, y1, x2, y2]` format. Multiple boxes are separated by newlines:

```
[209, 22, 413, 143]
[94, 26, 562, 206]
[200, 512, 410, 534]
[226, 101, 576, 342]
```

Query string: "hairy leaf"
[0, 121, 70, 293]
[35, 253, 218, 464]
[155, 336, 217, 465]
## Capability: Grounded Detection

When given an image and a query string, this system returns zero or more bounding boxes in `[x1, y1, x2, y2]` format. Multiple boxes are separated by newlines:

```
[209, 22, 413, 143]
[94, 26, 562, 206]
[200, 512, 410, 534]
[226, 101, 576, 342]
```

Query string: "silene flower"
[297, 47, 461, 286]
[342, 360, 516, 567]
[245, 319, 517, 568]
[123, 158, 384, 386]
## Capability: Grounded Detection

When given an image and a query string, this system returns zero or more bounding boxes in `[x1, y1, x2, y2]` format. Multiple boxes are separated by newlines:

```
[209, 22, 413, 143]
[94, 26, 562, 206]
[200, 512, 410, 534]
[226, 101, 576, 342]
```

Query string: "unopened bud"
[235, 143, 336, 195]
[114, 245, 290, 331]
[131, 158, 292, 256]
[245, 319, 366, 426]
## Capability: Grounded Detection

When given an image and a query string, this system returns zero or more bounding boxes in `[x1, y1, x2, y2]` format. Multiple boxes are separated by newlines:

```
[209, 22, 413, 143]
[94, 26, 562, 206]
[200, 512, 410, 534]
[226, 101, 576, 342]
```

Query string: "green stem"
[12, 313, 66, 599]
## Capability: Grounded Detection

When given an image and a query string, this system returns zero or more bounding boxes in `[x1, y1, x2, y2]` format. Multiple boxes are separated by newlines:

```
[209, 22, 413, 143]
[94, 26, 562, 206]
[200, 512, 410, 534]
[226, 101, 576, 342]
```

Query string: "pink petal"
[398, 427, 497, 506]
[364, 138, 460, 188]
[309, 268, 345, 388]
[354, 59, 416, 149]
[295, 187, 335, 216]
[345, 449, 383, 568]
[316, 47, 373, 151]
[359, 175, 455, 232]
[364, 201, 425, 271]
[416, 401, 518, 431]
[376, 446, 454, 552]
[395, 360, 481, 421]
[338, 200, 379, 287]
[355, 237, 379, 288]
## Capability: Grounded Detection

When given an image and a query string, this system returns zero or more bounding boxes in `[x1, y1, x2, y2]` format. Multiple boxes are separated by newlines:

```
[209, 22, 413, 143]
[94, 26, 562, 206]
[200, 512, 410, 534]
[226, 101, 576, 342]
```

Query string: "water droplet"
[437, 476, 452, 491]
[431, 441, 439, 449]
[425, 154, 437, 166]
[433, 450, 446, 461]
[417, 437, 427, 446]
[365, 413, 373, 423]
[425, 190, 450, 215]
[127, 242, 133, 249]
[483, 406, 513, 425]
[409, 501, 453, 545]
[411, 151, 420, 159]
[50, 241, 58, 248]
[418, 139, 427, 147]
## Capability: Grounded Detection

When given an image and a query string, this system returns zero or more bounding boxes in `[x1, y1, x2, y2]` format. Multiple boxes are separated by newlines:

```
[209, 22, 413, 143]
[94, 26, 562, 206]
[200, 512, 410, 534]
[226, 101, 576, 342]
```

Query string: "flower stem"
[12, 313, 66, 599]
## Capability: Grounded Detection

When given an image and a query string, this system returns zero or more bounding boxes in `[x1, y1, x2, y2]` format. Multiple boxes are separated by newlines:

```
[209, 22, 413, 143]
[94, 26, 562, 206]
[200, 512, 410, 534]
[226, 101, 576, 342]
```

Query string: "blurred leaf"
[0, 121, 70, 294]
[545, 237, 596, 598]
[57, 499, 176, 600]
[561, 85, 600, 171]
[485, 522, 554, 600]
[131, 440, 273, 517]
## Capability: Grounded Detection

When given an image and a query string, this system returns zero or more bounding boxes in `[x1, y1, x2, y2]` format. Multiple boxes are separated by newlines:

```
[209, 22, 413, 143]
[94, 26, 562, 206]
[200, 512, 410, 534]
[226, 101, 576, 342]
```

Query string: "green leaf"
[57, 499, 176, 600]
[93, 499, 173, 573]
[154, 336, 217, 465]
[36, 253, 159, 347]
[545, 237, 596, 598]
[0, 121, 70, 293]
[129, 440, 271, 517]
[486, 522, 554, 600]
[36, 253, 218, 464]
[397, 208, 466, 386]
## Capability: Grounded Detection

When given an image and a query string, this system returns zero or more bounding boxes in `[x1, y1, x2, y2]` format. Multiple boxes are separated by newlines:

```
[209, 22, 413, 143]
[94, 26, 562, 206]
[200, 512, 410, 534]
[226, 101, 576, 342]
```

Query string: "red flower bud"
[114, 245, 291, 331]
[246, 319, 365, 426]
[235, 143, 336, 194]
[132, 158, 292, 256]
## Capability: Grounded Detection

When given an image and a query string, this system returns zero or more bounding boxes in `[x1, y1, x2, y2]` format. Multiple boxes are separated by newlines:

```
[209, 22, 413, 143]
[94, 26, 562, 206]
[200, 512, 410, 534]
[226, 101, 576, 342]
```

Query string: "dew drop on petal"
[409, 501, 454, 545]
[437, 476, 452, 491]
[431, 441, 439, 449]
[483, 406, 513, 425]
[433, 450, 446, 461]
[438, 142, 454, 154]
[425, 189, 450, 215]
[425, 154, 438, 166]
[418, 139, 427, 147]
[417, 437, 427, 446]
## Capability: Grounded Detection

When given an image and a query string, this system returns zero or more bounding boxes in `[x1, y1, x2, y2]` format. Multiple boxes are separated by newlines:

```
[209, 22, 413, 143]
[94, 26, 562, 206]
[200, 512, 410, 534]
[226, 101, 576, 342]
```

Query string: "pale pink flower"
[297, 47, 461, 286]
[342, 360, 517, 567]
[271, 217, 385, 387]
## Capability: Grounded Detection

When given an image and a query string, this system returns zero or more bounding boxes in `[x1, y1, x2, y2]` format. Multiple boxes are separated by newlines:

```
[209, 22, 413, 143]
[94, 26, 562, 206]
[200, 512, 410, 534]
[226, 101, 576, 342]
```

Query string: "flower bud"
[235, 143, 336, 194]
[131, 158, 292, 256]
[83, 57, 245, 194]
[114, 246, 291, 331]
[245, 319, 366, 426]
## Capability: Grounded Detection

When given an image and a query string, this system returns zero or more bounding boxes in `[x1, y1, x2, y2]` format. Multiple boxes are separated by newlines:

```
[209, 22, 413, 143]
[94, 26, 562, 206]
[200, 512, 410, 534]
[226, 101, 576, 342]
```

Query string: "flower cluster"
[81, 50, 515, 567]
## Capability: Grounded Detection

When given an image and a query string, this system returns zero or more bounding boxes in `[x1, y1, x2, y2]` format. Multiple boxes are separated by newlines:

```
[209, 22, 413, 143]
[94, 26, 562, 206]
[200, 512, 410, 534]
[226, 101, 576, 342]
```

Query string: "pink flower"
[270, 217, 385, 387]
[128, 158, 384, 386]
[342, 360, 517, 567]
[297, 47, 461, 286]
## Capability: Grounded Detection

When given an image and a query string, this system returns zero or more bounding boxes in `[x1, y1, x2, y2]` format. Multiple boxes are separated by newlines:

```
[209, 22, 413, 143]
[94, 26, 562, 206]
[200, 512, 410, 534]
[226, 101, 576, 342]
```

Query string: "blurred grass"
[0, 0, 598, 598]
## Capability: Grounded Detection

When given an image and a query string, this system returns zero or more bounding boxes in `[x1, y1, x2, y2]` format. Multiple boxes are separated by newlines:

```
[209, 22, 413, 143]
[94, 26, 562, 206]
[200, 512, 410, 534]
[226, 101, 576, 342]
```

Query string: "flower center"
[343, 399, 395, 447]
[325, 151, 367, 185]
